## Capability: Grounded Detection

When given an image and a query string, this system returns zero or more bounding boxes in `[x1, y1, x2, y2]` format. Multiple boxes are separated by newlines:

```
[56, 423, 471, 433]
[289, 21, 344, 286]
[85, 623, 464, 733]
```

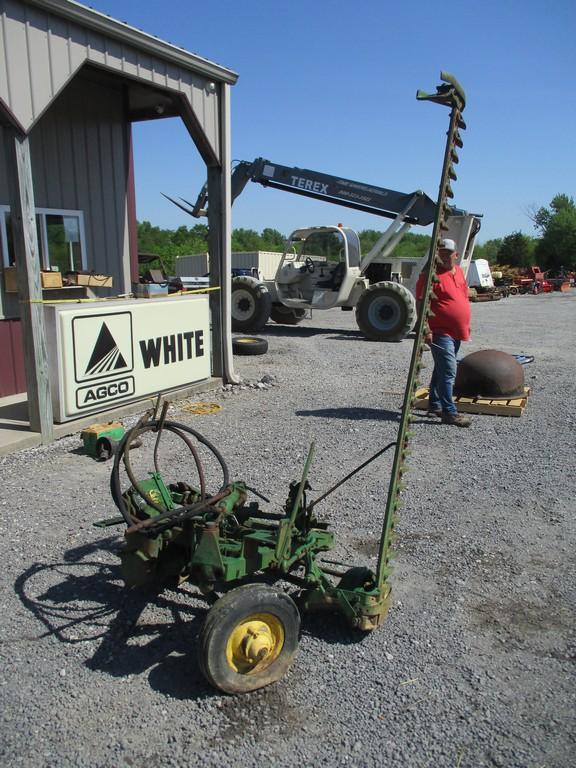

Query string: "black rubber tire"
[232, 336, 269, 356]
[231, 276, 272, 332]
[508, 285, 518, 296]
[355, 282, 416, 341]
[270, 305, 306, 325]
[198, 584, 300, 694]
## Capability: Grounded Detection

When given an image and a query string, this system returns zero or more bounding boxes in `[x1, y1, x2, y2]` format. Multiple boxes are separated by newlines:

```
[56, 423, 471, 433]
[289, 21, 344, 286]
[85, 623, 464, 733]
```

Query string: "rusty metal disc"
[454, 349, 525, 399]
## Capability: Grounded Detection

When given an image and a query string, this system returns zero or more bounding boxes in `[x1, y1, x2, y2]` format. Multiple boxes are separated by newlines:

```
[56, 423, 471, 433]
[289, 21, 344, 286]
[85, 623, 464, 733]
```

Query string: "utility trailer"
[176, 250, 287, 282]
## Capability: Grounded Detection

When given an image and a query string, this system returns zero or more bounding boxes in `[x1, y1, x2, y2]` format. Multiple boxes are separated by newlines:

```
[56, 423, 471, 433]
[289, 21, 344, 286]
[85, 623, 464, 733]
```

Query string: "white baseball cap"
[439, 238, 456, 251]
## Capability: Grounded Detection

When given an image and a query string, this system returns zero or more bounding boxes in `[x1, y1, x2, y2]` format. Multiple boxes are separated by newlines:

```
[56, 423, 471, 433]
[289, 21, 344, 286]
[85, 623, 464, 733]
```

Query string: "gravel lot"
[1, 292, 574, 768]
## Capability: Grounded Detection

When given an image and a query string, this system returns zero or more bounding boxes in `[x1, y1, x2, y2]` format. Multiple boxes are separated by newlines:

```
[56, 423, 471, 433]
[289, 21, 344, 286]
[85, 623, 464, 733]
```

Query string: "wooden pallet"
[414, 387, 530, 417]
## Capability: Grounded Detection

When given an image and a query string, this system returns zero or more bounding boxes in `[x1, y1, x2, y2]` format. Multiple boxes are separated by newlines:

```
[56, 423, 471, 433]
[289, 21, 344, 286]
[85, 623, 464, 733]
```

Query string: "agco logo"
[72, 312, 134, 409]
[75, 376, 135, 409]
[84, 322, 128, 375]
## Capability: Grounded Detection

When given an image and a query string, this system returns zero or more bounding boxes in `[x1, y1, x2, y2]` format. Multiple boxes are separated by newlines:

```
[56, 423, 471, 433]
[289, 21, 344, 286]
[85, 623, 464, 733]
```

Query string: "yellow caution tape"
[23, 286, 221, 304]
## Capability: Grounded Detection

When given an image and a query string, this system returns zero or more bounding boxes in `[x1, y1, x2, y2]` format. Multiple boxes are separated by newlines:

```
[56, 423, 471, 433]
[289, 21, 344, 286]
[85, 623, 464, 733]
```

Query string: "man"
[416, 238, 471, 427]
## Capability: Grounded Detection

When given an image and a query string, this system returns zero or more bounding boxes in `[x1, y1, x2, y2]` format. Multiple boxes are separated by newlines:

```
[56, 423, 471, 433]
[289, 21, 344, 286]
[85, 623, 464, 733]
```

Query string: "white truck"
[169, 159, 482, 341]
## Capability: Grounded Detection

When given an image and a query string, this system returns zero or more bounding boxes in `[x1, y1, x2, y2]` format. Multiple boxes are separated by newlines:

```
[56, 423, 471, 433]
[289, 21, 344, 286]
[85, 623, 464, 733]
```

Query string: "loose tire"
[198, 584, 300, 694]
[232, 336, 269, 356]
[270, 304, 306, 325]
[355, 282, 416, 342]
[231, 276, 272, 332]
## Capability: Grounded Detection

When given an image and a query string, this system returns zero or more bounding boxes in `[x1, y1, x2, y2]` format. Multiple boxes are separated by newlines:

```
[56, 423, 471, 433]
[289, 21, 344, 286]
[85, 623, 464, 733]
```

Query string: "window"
[0, 206, 87, 273]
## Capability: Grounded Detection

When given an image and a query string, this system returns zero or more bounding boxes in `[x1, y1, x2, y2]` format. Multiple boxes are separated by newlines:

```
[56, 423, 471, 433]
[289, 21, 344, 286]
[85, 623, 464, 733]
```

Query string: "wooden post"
[207, 83, 238, 383]
[4, 130, 54, 441]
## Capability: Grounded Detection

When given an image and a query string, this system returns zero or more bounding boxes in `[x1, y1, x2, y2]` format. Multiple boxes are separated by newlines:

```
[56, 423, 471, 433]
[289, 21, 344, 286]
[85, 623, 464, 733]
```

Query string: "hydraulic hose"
[110, 418, 229, 527]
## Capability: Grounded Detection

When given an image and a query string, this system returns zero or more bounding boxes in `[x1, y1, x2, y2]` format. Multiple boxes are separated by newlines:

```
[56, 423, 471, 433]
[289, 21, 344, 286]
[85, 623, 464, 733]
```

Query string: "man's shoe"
[441, 412, 471, 427]
[426, 409, 442, 418]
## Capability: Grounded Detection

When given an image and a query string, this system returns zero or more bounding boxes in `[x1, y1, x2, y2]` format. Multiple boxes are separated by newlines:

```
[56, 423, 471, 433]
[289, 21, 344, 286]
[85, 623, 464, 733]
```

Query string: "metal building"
[0, 0, 238, 444]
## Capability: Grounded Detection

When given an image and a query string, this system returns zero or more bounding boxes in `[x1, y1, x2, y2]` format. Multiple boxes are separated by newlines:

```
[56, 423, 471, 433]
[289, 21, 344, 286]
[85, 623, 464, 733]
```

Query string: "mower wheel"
[232, 336, 268, 356]
[198, 583, 300, 694]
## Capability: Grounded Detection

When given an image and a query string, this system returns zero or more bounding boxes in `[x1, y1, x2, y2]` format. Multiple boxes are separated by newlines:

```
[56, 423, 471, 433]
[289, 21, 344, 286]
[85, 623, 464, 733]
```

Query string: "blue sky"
[90, 0, 575, 243]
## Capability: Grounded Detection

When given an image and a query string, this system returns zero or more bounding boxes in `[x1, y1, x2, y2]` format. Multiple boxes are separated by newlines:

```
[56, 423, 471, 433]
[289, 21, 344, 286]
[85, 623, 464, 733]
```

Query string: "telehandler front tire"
[231, 276, 272, 332]
[355, 282, 416, 342]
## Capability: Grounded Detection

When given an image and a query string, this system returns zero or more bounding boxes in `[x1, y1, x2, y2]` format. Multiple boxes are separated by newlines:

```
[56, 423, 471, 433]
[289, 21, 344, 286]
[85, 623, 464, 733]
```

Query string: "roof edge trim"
[23, 0, 239, 85]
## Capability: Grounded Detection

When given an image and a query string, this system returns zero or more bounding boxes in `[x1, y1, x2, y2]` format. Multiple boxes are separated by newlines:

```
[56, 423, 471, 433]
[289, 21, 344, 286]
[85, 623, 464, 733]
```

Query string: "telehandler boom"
[168, 146, 481, 341]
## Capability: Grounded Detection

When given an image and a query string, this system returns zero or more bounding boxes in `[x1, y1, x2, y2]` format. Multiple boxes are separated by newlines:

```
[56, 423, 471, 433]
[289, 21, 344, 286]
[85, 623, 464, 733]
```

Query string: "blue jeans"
[429, 334, 460, 415]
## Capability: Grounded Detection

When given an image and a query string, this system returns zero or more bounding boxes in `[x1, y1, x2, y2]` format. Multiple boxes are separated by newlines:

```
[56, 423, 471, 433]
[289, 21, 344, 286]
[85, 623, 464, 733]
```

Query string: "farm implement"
[95, 72, 468, 693]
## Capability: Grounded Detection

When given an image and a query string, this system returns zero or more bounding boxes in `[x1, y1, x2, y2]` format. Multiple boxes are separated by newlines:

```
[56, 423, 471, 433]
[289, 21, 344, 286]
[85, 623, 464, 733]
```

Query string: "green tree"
[260, 228, 286, 251]
[496, 232, 536, 268]
[474, 238, 502, 265]
[532, 194, 576, 270]
[358, 230, 431, 259]
[231, 228, 263, 251]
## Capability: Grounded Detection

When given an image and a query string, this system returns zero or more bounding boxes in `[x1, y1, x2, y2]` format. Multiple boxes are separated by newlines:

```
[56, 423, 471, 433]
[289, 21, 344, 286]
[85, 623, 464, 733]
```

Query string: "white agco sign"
[45, 295, 211, 422]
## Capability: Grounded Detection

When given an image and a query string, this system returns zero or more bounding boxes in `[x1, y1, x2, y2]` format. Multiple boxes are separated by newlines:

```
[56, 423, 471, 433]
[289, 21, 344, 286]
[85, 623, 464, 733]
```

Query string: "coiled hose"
[110, 416, 229, 528]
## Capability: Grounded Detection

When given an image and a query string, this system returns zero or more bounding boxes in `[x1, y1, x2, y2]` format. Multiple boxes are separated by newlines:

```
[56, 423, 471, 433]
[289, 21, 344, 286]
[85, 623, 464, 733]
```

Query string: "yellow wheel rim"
[225, 613, 285, 675]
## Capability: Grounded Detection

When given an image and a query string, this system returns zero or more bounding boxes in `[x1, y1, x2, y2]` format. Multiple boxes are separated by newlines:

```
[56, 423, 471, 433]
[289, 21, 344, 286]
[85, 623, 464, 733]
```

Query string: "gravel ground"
[1, 292, 575, 768]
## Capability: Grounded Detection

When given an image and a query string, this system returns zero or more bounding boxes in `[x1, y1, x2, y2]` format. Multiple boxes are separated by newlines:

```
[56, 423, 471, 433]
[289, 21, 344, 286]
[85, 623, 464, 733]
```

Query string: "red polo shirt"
[416, 265, 471, 341]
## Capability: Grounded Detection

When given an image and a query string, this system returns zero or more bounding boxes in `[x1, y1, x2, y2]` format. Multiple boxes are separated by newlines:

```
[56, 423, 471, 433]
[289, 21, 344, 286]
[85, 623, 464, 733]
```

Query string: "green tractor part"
[94, 72, 468, 694]
[81, 421, 126, 461]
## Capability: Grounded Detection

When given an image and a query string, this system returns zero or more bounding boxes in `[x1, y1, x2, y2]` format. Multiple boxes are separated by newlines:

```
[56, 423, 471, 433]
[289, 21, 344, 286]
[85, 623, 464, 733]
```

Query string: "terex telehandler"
[168, 157, 481, 342]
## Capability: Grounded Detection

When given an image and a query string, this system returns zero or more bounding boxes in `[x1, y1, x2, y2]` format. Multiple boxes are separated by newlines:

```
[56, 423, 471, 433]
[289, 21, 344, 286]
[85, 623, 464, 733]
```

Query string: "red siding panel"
[0, 320, 26, 397]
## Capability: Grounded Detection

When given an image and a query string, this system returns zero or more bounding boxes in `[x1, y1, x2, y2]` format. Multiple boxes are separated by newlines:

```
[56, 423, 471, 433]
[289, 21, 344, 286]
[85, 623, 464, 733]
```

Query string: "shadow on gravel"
[297, 406, 400, 421]
[296, 407, 433, 425]
[259, 325, 363, 339]
[300, 612, 372, 647]
[14, 538, 216, 700]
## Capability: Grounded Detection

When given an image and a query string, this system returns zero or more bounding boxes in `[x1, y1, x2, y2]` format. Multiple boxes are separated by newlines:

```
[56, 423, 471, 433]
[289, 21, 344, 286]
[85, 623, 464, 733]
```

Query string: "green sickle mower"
[95, 73, 467, 694]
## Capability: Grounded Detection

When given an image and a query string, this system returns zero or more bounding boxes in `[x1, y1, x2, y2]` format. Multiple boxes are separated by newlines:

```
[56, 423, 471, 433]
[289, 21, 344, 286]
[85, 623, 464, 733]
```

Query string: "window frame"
[0, 206, 88, 272]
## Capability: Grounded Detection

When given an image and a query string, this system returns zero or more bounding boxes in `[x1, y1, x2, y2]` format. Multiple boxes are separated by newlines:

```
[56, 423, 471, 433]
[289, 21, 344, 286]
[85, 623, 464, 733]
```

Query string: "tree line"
[138, 194, 575, 275]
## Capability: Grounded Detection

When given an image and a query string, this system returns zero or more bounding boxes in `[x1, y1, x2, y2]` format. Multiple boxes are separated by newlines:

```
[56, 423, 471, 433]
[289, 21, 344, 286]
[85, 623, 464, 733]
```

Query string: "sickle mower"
[94, 72, 468, 694]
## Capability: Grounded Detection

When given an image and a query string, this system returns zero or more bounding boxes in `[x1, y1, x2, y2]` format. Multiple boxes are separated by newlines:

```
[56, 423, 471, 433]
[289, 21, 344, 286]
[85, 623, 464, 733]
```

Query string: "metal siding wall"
[14, 76, 129, 294]
[0, 0, 221, 158]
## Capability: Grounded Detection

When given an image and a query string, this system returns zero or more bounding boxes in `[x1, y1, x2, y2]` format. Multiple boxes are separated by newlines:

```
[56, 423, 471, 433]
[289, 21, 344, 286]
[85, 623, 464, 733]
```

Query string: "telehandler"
[167, 131, 480, 342]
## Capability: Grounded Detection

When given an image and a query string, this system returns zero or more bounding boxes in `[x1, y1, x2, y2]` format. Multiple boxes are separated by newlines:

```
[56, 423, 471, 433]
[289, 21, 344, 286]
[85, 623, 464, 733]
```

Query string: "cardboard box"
[67, 272, 113, 288]
[41, 271, 63, 288]
[3, 267, 64, 291]
[3, 267, 17, 292]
